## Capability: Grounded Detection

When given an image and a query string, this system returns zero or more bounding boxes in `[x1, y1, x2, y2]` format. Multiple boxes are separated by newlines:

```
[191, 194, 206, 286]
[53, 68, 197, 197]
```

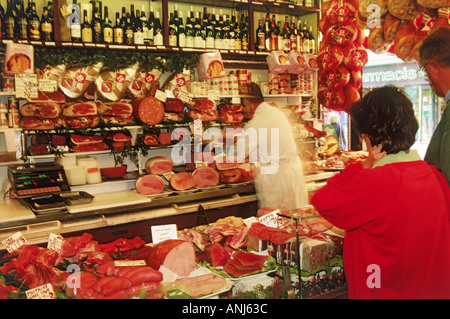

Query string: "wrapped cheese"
[95, 62, 139, 101]
[59, 62, 104, 99]
[77, 157, 98, 172]
[55, 156, 77, 168]
[86, 167, 102, 184]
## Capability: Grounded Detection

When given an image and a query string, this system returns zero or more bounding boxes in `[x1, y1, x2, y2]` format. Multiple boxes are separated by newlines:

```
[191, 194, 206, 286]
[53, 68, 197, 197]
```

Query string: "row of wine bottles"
[0, 0, 55, 41]
[255, 13, 316, 53]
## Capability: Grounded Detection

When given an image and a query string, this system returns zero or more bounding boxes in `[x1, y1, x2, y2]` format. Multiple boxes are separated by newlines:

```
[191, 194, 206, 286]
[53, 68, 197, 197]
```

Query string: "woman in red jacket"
[311, 86, 450, 299]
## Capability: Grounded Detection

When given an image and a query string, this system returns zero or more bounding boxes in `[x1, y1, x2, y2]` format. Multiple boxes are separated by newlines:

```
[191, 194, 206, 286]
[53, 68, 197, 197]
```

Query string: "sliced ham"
[218, 112, 244, 124]
[215, 155, 240, 171]
[131, 96, 165, 126]
[143, 134, 158, 145]
[100, 115, 135, 126]
[97, 101, 133, 116]
[135, 174, 165, 196]
[26, 91, 66, 103]
[104, 131, 132, 143]
[70, 142, 109, 152]
[158, 131, 172, 145]
[146, 239, 196, 277]
[62, 101, 97, 117]
[192, 166, 219, 188]
[188, 109, 218, 122]
[20, 103, 61, 118]
[162, 112, 184, 122]
[145, 156, 173, 175]
[165, 98, 184, 113]
[217, 103, 243, 113]
[169, 172, 196, 191]
[191, 99, 215, 111]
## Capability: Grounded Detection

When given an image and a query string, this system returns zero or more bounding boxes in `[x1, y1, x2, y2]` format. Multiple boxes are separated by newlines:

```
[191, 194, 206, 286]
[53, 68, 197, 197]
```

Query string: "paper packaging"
[4, 43, 34, 75]
[197, 52, 225, 80]
[287, 51, 308, 74]
[95, 62, 139, 101]
[303, 54, 319, 74]
[266, 51, 291, 74]
[59, 62, 104, 99]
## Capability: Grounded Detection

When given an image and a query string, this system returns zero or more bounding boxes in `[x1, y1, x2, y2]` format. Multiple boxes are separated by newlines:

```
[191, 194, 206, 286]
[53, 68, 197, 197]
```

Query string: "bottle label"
[82, 28, 93, 42]
[6, 20, 14, 38]
[41, 22, 52, 33]
[235, 38, 241, 50]
[29, 20, 40, 39]
[257, 32, 265, 50]
[178, 33, 186, 47]
[186, 36, 194, 48]
[134, 31, 144, 44]
[71, 24, 81, 38]
[194, 36, 203, 48]
[154, 32, 163, 46]
[222, 38, 230, 50]
[169, 35, 177, 47]
[104, 27, 113, 43]
[114, 28, 123, 44]
[19, 21, 28, 39]
[125, 29, 133, 43]
[214, 38, 222, 50]
[206, 37, 214, 49]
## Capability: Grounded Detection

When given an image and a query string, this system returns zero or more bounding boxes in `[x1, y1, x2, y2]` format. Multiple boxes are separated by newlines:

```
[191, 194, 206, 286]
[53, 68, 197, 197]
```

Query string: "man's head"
[242, 82, 264, 118]
[419, 26, 450, 98]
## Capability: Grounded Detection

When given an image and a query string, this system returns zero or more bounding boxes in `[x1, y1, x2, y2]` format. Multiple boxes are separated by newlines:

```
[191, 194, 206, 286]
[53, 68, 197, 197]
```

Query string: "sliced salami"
[131, 97, 165, 126]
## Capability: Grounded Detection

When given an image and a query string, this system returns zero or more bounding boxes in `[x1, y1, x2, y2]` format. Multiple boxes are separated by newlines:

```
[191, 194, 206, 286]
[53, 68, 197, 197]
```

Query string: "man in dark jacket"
[419, 26, 450, 187]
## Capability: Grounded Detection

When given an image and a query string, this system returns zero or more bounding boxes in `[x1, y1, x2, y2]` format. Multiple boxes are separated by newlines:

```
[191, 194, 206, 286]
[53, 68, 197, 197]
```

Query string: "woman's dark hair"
[350, 86, 418, 154]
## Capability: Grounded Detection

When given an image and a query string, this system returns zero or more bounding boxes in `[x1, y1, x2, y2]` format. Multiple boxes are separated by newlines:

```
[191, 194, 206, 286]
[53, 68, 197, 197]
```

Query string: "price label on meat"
[38, 79, 58, 92]
[258, 209, 280, 228]
[15, 73, 38, 99]
[26, 283, 55, 299]
[2, 231, 28, 253]
[151, 224, 178, 244]
[47, 233, 63, 253]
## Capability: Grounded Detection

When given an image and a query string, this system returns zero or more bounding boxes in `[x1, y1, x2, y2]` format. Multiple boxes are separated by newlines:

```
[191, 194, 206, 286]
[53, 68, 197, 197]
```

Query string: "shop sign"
[363, 65, 427, 85]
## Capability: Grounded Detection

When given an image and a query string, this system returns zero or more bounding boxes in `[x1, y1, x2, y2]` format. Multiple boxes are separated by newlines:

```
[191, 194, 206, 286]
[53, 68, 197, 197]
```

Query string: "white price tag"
[165, 90, 175, 99]
[47, 233, 63, 253]
[26, 283, 55, 299]
[207, 90, 220, 101]
[178, 91, 193, 104]
[114, 260, 147, 267]
[155, 89, 167, 102]
[258, 209, 280, 228]
[38, 79, 58, 92]
[151, 224, 178, 244]
[2, 231, 27, 253]
[313, 119, 323, 131]
[14, 74, 38, 99]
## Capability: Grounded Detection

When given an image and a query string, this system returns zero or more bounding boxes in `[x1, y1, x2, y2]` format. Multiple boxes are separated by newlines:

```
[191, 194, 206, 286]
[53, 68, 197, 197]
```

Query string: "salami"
[131, 97, 165, 126]
[62, 101, 97, 117]
[135, 174, 165, 195]
[158, 131, 172, 145]
[169, 172, 196, 191]
[20, 103, 61, 118]
[192, 166, 220, 188]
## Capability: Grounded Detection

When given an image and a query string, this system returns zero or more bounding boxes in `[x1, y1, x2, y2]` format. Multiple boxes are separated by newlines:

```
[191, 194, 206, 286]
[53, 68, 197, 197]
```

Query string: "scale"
[8, 163, 93, 214]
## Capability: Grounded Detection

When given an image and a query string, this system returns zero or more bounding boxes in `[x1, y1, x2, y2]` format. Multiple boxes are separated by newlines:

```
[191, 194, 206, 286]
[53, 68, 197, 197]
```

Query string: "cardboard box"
[287, 51, 308, 74]
[4, 43, 34, 75]
[197, 52, 225, 80]
[266, 51, 291, 74]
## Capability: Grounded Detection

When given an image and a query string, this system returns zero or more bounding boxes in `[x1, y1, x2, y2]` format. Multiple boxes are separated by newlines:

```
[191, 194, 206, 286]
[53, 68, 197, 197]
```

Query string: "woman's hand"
[362, 144, 386, 169]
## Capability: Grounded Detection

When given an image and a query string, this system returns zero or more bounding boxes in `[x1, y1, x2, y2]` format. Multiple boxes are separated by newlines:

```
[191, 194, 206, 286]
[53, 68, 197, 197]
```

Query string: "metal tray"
[60, 191, 95, 206]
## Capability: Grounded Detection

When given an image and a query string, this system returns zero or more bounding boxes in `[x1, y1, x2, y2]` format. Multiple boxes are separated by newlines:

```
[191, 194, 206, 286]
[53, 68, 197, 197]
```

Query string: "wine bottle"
[5, 0, 15, 39]
[270, 17, 277, 51]
[194, 11, 203, 48]
[302, 20, 309, 54]
[124, 13, 133, 44]
[81, 9, 92, 42]
[277, 21, 283, 52]
[222, 14, 230, 50]
[256, 19, 264, 51]
[91, 5, 102, 43]
[46, 1, 53, 25]
[229, 10, 236, 49]
[0, 2, 4, 39]
[283, 16, 290, 52]
[113, 12, 123, 44]
[70, 0, 81, 42]
[178, 11, 185, 48]
[264, 20, 271, 51]
[134, 9, 144, 44]
[153, 11, 163, 46]
[213, 13, 222, 49]
[234, 18, 241, 50]
[147, 5, 155, 45]
[17, 0, 28, 40]
[240, 15, 249, 51]
[102, 6, 113, 44]
[184, 9, 194, 48]
[205, 12, 214, 49]
[296, 18, 303, 52]
[40, 6, 53, 41]
[140, 5, 148, 44]
[289, 17, 297, 52]
[201, 7, 208, 45]
[119, 7, 126, 28]
[27, 1, 39, 40]
[168, 12, 177, 47]
[308, 25, 315, 54]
